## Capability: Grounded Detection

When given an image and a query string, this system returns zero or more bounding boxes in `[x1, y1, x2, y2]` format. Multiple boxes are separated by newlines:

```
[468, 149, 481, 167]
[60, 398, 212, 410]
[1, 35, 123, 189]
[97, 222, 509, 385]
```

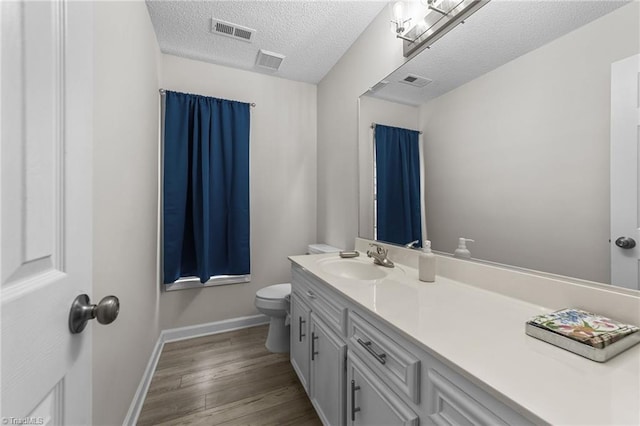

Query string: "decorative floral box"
[525, 308, 640, 362]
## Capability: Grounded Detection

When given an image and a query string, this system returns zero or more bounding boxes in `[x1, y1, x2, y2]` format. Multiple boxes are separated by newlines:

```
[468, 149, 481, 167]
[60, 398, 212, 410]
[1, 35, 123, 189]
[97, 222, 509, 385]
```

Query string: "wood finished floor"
[137, 325, 322, 426]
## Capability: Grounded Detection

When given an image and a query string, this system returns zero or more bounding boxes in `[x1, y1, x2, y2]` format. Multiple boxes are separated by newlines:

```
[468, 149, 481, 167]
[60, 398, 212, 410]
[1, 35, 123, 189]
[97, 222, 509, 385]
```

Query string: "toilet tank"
[307, 243, 342, 254]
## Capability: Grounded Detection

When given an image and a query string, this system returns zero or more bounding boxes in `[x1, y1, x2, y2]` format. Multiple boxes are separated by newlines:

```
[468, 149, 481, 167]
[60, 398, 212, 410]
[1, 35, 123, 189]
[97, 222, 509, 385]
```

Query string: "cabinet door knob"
[351, 379, 361, 421]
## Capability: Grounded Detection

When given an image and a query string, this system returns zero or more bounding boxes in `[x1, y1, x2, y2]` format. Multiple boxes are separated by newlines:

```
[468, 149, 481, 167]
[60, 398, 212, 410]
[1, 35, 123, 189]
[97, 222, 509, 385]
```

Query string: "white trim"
[419, 132, 427, 244]
[122, 314, 269, 425]
[162, 313, 268, 343]
[122, 333, 164, 426]
[164, 274, 251, 292]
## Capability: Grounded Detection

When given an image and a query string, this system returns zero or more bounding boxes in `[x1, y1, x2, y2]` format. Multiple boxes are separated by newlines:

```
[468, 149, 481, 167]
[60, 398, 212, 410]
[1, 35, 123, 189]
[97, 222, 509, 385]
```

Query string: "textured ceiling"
[366, 0, 632, 106]
[146, 0, 388, 84]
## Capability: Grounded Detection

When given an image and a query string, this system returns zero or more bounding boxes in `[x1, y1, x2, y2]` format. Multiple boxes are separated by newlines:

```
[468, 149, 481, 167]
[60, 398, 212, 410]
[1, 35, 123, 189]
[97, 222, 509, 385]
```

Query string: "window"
[161, 90, 251, 290]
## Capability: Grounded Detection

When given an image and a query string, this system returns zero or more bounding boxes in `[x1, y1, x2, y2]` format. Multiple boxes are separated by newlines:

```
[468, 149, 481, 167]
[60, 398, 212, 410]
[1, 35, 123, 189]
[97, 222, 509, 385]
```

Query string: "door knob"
[615, 237, 636, 249]
[69, 294, 120, 334]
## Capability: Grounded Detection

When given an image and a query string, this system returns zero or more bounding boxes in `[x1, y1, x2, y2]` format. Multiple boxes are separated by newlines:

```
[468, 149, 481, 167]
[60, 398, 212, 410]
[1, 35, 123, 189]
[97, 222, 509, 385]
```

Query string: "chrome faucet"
[404, 240, 420, 249]
[367, 243, 395, 268]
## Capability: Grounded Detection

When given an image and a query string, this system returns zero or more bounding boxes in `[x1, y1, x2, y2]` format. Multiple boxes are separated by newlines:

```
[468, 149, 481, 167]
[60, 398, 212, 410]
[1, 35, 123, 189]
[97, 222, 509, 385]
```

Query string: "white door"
[1, 1, 94, 424]
[290, 294, 311, 394]
[310, 313, 346, 426]
[611, 54, 640, 290]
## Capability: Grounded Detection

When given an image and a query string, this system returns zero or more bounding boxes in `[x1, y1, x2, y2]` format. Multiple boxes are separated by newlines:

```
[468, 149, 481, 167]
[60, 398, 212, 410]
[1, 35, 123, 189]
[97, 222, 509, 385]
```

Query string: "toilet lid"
[256, 283, 291, 300]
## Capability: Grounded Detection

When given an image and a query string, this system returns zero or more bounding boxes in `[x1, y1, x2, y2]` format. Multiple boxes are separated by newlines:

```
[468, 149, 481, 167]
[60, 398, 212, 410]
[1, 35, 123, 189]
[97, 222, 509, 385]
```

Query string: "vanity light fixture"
[421, 0, 448, 16]
[390, 1, 413, 41]
[400, 0, 490, 57]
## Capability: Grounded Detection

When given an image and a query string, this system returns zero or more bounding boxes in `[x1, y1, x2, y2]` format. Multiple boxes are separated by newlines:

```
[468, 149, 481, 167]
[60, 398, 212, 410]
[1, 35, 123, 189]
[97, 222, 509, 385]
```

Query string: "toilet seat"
[255, 296, 288, 311]
[256, 283, 291, 300]
[255, 283, 291, 313]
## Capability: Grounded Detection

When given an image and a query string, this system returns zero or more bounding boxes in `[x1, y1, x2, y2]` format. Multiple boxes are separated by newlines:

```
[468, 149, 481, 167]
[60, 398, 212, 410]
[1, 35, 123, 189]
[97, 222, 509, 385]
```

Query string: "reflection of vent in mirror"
[255, 50, 285, 71]
[400, 74, 432, 87]
[370, 80, 389, 93]
[211, 18, 255, 42]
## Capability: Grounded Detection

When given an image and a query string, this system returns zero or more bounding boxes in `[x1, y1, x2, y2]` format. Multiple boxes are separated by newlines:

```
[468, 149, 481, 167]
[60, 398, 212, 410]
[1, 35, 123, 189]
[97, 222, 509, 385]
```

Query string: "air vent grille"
[400, 74, 432, 87]
[234, 28, 253, 41]
[370, 80, 389, 92]
[211, 18, 255, 43]
[215, 22, 234, 36]
[256, 49, 285, 71]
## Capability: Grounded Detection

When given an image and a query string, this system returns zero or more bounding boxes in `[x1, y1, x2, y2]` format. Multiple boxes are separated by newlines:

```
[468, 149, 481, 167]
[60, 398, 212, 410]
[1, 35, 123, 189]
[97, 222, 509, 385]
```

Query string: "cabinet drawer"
[349, 312, 420, 403]
[292, 266, 348, 336]
[427, 366, 534, 426]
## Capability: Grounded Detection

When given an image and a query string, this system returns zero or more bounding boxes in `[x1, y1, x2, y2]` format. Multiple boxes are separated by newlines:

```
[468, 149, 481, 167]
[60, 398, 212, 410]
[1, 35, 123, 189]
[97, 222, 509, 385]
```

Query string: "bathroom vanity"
[289, 240, 640, 426]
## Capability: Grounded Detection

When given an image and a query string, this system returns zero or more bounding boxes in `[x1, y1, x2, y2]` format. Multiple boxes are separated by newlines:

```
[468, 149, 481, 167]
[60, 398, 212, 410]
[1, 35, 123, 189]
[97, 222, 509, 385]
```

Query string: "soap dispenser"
[453, 238, 474, 259]
[419, 240, 436, 282]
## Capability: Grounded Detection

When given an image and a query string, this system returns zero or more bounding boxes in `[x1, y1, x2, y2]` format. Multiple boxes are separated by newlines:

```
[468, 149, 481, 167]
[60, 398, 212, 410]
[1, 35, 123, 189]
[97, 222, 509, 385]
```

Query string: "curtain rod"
[371, 122, 422, 135]
[159, 88, 256, 107]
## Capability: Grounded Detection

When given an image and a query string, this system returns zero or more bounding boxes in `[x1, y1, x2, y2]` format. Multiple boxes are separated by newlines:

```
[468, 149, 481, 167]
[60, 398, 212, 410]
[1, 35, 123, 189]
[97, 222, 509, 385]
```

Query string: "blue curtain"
[163, 91, 250, 284]
[375, 124, 422, 247]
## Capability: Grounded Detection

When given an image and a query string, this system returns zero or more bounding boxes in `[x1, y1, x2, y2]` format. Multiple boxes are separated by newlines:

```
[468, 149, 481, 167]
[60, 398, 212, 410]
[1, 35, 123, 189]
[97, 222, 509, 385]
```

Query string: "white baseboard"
[162, 313, 269, 343]
[122, 333, 164, 426]
[122, 314, 269, 425]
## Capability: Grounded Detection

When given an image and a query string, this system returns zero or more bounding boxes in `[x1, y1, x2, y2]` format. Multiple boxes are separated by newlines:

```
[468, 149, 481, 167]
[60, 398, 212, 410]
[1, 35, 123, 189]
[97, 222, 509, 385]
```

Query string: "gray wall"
[93, 1, 162, 424]
[420, 3, 640, 283]
[317, 9, 407, 251]
[92, 5, 319, 424]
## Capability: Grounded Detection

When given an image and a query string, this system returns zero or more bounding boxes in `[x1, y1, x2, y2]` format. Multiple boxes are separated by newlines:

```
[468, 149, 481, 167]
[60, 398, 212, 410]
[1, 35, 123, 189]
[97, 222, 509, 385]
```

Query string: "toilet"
[255, 243, 341, 353]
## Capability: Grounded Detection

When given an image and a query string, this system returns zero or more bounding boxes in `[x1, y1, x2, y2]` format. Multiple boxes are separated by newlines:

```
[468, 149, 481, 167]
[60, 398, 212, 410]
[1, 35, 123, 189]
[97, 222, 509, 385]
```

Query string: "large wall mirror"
[358, 0, 640, 290]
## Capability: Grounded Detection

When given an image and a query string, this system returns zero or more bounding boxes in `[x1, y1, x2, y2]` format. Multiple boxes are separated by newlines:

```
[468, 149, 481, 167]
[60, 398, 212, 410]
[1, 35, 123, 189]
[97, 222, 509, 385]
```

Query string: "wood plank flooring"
[137, 325, 322, 425]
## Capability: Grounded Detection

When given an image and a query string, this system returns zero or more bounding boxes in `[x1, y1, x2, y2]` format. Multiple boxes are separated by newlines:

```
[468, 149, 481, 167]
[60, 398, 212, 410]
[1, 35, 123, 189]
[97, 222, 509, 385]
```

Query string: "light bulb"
[392, 1, 405, 22]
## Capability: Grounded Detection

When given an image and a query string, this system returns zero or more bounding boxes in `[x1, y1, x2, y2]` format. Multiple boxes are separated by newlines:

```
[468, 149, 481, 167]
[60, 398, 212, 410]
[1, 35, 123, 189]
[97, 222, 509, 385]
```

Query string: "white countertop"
[289, 252, 640, 426]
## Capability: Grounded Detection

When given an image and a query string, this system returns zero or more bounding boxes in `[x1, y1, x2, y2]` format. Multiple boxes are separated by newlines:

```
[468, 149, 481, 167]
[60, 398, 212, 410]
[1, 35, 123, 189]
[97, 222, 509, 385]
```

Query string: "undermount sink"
[318, 256, 394, 281]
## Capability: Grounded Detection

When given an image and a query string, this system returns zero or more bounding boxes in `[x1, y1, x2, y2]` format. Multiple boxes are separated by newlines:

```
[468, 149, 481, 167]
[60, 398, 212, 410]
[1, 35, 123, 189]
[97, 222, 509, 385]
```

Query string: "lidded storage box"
[525, 308, 640, 362]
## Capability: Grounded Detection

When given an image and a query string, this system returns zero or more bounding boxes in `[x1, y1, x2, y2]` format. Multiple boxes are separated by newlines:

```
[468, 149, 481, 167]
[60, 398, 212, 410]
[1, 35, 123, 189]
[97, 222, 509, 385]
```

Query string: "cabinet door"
[347, 352, 419, 426]
[290, 292, 311, 393]
[310, 313, 347, 426]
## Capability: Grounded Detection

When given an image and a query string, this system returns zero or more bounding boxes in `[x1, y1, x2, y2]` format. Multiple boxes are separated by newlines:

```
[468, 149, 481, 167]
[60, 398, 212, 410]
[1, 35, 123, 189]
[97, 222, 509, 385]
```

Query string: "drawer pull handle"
[357, 338, 387, 365]
[351, 379, 361, 421]
[306, 290, 316, 299]
[311, 332, 319, 360]
[299, 317, 306, 342]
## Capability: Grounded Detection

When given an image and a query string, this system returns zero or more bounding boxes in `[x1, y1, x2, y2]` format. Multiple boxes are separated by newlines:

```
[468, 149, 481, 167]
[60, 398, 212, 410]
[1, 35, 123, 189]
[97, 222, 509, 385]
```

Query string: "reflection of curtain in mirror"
[375, 124, 422, 247]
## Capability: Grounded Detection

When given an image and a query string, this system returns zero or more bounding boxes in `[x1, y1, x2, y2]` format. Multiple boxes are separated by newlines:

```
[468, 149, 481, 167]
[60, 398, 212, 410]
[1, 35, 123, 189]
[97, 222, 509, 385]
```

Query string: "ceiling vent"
[369, 80, 389, 92]
[211, 18, 255, 43]
[399, 74, 432, 87]
[255, 49, 285, 71]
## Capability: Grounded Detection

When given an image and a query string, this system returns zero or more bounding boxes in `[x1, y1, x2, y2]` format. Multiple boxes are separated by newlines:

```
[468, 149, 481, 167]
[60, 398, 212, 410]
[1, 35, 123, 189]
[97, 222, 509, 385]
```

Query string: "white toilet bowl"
[255, 244, 342, 353]
[255, 283, 291, 353]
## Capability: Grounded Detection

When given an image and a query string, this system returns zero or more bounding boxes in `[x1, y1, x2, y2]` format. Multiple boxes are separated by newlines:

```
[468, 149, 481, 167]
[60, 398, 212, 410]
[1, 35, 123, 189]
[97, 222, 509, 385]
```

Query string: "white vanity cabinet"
[347, 351, 419, 426]
[291, 264, 348, 426]
[310, 312, 347, 426]
[290, 293, 311, 392]
[350, 308, 534, 426]
[424, 357, 534, 426]
[290, 262, 536, 426]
